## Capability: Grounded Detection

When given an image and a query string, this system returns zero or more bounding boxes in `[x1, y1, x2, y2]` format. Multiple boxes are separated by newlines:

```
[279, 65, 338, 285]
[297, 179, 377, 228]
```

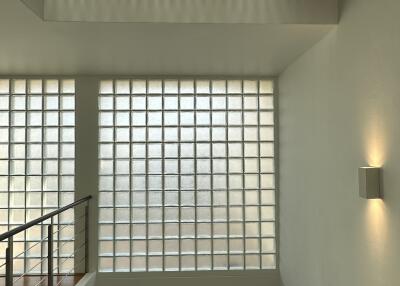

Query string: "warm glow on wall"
[364, 112, 386, 167]
[364, 199, 388, 260]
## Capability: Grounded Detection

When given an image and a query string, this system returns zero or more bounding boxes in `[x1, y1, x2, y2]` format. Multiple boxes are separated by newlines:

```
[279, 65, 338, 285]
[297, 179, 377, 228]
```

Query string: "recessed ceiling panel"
[20, 0, 338, 24]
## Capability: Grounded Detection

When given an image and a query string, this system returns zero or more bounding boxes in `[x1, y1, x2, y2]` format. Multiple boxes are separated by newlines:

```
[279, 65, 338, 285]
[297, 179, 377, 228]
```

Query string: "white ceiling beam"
[21, 0, 338, 24]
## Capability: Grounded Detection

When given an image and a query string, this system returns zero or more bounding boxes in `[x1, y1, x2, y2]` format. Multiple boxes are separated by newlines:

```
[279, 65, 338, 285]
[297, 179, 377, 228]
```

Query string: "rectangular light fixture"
[359, 167, 381, 199]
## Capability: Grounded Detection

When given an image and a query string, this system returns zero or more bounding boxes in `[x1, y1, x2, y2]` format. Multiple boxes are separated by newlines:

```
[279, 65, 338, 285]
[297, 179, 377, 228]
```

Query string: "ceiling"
[0, 0, 336, 76]
[25, 0, 338, 24]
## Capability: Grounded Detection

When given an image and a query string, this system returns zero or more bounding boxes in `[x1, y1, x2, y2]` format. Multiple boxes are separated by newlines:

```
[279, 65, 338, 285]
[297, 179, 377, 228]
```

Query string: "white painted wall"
[279, 0, 400, 285]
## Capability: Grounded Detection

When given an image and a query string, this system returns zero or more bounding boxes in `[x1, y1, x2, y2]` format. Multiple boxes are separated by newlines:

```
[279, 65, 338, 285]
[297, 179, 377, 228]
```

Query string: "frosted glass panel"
[98, 79, 276, 272]
[0, 79, 76, 275]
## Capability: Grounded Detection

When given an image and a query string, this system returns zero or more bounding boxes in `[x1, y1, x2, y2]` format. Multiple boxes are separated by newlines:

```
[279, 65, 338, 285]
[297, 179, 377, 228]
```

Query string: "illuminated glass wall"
[98, 79, 276, 272]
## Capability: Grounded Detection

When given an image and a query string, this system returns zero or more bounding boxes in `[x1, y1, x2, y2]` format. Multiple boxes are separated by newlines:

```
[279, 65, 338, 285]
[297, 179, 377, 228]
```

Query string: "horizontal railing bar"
[0, 196, 92, 241]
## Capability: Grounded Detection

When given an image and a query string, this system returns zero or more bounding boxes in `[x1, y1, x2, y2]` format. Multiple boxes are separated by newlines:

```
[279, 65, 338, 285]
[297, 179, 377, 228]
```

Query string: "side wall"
[279, 0, 400, 285]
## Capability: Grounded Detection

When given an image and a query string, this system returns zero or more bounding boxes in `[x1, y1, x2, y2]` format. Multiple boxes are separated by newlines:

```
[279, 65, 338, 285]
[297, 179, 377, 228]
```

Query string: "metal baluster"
[48, 219, 54, 286]
[5, 237, 13, 286]
[84, 204, 89, 273]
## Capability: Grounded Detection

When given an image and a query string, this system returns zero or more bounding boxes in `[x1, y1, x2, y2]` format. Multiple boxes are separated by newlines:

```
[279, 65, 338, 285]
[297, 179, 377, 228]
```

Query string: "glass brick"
[164, 80, 178, 94]
[10, 192, 25, 207]
[115, 80, 130, 94]
[99, 257, 114, 272]
[45, 80, 59, 93]
[259, 96, 273, 109]
[0, 79, 10, 94]
[132, 96, 146, 110]
[196, 80, 210, 94]
[165, 256, 179, 271]
[260, 111, 274, 125]
[28, 96, 42, 110]
[27, 176, 41, 191]
[13, 80, 26, 94]
[259, 80, 273, 94]
[12, 111, 25, 126]
[245, 254, 260, 269]
[61, 79, 75, 94]
[243, 112, 258, 125]
[43, 176, 58, 191]
[214, 255, 228, 270]
[228, 111, 241, 125]
[44, 127, 58, 142]
[260, 127, 274, 141]
[164, 96, 178, 110]
[27, 112, 42, 126]
[164, 127, 177, 141]
[100, 80, 113, 94]
[113, 176, 129, 192]
[10, 160, 25, 175]
[261, 254, 276, 269]
[61, 127, 74, 142]
[45, 96, 58, 110]
[243, 96, 258, 110]
[261, 190, 275, 205]
[244, 127, 258, 141]
[180, 80, 194, 93]
[0, 95, 9, 110]
[148, 80, 162, 94]
[197, 98, 210, 111]
[12, 95, 26, 110]
[212, 111, 225, 125]
[99, 96, 113, 110]
[261, 206, 275, 220]
[0, 161, 8, 175]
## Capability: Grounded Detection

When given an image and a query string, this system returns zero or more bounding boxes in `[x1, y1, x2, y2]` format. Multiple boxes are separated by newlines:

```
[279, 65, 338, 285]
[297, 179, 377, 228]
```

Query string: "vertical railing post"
[48, 219, 54, 286]
[5, 236, 13, 286]
[84, 204, 89, 273]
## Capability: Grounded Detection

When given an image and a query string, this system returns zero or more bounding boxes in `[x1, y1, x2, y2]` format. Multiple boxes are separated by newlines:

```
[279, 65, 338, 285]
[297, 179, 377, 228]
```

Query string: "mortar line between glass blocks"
[104, 140, 274, 144]
[40, 80, 46, 274]
[112, 81, 116, 272]
[161, 80, 166, 271]
[128, 80, 133, 272]
[240, 80, 247, 270]
[257, 80, 262, 269]
[193, 80, 198, 271]
[209, 80, 214, 271]
[23, 79, 28, 275]
[224, 80, 230, 271]
[57, 79, 61, 274]
[145, 79, 150, 272]
[7, 79, 11, 254]
[177, 80, 182, 272]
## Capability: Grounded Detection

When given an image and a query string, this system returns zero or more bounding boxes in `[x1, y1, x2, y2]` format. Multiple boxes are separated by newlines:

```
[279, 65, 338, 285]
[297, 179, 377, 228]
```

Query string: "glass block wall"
[98, 79, 276, 272]
[0, 79, 75, 274]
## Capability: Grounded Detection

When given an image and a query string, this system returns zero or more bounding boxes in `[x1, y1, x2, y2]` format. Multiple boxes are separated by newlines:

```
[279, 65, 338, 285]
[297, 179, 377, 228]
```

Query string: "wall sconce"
[359, 167, 381, 199]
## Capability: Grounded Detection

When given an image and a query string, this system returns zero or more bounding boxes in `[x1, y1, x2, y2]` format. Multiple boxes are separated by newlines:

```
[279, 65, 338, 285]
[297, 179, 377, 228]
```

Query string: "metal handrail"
[1, 195, 92, 286]
[0, 195, 92, 242]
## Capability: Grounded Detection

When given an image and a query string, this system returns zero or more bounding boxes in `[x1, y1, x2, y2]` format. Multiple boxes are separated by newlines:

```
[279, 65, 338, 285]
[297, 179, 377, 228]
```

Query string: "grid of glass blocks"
[0, 79, 75, 275]
[98, 79, 276, 272]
